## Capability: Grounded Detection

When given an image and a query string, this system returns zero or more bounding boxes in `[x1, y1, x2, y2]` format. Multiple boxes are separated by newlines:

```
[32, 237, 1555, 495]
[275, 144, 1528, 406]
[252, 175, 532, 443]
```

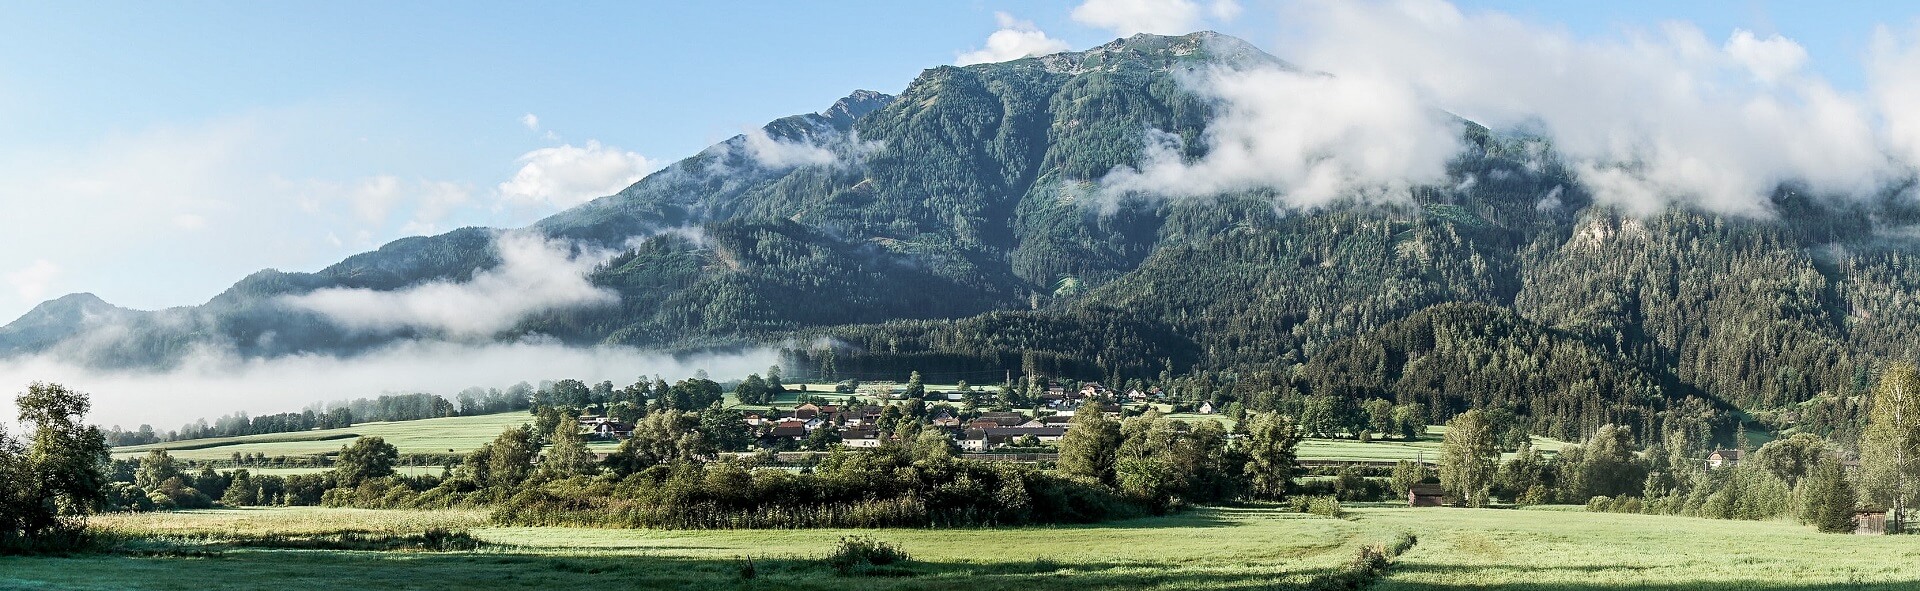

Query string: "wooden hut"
[1855, 509, 1889, 535]
[1408, 483, 1446, 507]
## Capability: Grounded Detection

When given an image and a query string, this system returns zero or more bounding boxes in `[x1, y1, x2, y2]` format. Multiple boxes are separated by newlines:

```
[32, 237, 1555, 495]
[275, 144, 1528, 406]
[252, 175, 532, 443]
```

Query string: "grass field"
[1365, 507, 1920, 590]
[111, 412, 537, 461]
[3, 506, 1386, 591]
[3, 505, 1914, 590]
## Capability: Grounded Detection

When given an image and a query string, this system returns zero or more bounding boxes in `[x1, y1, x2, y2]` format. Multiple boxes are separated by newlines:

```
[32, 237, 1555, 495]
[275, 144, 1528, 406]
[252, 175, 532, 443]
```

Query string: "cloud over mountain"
[498, 140, 658, 208]
[956, 12, 1072, 66]
[281, 232, 618, 339]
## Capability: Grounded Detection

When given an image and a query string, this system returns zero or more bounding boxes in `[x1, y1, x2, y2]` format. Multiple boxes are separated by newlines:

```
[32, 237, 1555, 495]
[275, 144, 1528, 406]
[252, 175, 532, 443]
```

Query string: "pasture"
[111, 412, 539, 461]
[3, 505, 1914, 590]
[4, 505, 1386, 591]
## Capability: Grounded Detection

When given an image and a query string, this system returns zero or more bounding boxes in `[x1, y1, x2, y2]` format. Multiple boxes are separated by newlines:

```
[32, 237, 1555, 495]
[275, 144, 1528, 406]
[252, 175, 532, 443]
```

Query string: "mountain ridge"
[8, 31, 1920, 444]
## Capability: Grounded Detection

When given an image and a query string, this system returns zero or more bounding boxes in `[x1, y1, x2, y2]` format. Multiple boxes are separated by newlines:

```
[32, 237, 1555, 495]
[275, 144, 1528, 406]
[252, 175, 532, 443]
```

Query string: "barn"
[1408, 483, 1446, 507]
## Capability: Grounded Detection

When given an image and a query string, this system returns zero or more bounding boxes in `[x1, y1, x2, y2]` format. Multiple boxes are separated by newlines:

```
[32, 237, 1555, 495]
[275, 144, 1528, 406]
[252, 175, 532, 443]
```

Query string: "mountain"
[8, 31, 1920, 444]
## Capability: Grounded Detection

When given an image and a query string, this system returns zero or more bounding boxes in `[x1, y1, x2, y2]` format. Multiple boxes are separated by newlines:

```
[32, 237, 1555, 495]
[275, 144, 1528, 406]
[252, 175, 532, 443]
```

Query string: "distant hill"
[9, 31, 1920, 443]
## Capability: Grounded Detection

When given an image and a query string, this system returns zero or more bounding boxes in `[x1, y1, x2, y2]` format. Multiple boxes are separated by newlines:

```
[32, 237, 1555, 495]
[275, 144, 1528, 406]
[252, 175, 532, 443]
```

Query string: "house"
[959, 426, 1069, 452]
[1126, 389, 1148, 402]
[1408, 483, 1446, 507]
[1039, 415, 1073, 426]
[931, 414, 962, 428]
[1707, 449, 1743, 469]
[959, 428, 993, 453]
[1197, 401, 1216, 415]
[976, 412, 1026, 427]
[592, 421, 634, 438]
[793, 403, 821, 420]
[761, 422, 807, 445]
[841, 427, 882, 449]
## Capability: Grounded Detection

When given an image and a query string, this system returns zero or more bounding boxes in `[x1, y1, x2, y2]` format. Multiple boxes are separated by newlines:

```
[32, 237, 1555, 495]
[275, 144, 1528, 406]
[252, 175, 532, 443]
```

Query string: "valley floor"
[3, 505, 1916, 590]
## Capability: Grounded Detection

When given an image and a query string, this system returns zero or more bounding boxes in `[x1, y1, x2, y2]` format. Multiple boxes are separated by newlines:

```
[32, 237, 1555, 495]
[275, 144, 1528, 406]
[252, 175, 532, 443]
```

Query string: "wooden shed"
[1855, 509, 1889, 535]
[1408, 483, 1446, 507]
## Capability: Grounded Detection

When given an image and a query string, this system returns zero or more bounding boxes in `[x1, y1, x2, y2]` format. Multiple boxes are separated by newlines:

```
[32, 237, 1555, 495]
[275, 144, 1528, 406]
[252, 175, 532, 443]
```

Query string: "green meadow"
[2, 505, 1911, 590]
[111, 412, 540, 461]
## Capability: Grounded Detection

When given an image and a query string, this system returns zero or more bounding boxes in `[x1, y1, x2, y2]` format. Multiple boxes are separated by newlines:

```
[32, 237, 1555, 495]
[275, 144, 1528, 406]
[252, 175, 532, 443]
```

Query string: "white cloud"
[1209, 0, 1242, 21]
[0, 340, 781, 431]
[956, 12, 1072, 66]
[741, 128, 841, 169]
[348, 175, 407, 222]
[0, 107, 510, 321]
[497, 140, 657, 208]
[1249, 0, 1901, 216]
[520, 113, 540, 131]
[281, 232, 618, 339]
[6, 260, 60, 303]
[1072, 0, 1238, 36]
[1871, 25, 1920, 173]
[1725, 29, 1808, 85]
[1101, 65, 1463, 207]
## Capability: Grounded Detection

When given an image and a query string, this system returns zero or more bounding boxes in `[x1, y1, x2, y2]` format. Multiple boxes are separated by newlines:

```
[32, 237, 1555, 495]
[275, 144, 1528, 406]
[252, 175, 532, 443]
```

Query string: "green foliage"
[1799, 461, 1858, 534]
[1, 382, 109, 552]
[1440, 410, 1498, 507]
[1056, 410, 1122, 485]
[1241, 412, 1302, 500]
[1860, 363, 1920, 520]
[538, 422, 597, 479]
[333, 437, 398, 487]
[824, 536, 909, 576]
[733, 374, 773, 405]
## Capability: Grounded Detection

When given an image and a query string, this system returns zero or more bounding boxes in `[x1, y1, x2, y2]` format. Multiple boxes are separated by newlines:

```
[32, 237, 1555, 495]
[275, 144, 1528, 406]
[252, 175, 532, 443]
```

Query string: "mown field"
[2, 505, 1913, 590]
[2, 506, 1385, 591]
[111, 412, 548, 462]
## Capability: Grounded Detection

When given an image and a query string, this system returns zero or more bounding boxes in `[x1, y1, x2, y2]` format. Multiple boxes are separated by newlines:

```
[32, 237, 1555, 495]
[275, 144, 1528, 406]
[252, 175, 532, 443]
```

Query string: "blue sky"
[1, 0, 1916, 322]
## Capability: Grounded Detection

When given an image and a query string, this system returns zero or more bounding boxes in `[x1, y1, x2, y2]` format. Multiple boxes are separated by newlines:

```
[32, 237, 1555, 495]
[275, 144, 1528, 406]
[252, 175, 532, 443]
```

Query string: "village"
[571, 380, 1204, 455]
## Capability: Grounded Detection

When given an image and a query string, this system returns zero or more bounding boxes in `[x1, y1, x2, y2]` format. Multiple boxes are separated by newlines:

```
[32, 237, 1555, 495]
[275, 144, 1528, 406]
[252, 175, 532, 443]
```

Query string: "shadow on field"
[0, 549, 1356, 591]
[1387, 563, 1916, 591]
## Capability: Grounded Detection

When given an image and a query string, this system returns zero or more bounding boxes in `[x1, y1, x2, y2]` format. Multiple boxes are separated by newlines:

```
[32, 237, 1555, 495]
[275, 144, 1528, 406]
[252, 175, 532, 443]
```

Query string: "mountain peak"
[821, 89, 893, 122]
[0, 292, 130, 355]
[1030, 30, 1291, 75]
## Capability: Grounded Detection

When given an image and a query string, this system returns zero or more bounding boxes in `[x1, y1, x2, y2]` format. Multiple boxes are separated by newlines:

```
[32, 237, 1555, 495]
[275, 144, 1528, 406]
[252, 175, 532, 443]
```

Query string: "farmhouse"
[841, 427, 882, 448]
[959, 426, 1067, 452]
[1706, 449, 1743, 469]
[1408, 483, 1446, 507]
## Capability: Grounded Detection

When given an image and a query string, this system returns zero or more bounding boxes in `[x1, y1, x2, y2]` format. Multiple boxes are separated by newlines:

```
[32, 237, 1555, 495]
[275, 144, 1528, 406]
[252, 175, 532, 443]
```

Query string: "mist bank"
[0, 340, 779, 432]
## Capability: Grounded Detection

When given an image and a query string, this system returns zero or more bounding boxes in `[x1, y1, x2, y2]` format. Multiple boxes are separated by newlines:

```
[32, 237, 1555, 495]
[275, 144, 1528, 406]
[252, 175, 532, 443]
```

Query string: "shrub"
[824, 536, 910, 576]
[1305, 495, 1343, 518]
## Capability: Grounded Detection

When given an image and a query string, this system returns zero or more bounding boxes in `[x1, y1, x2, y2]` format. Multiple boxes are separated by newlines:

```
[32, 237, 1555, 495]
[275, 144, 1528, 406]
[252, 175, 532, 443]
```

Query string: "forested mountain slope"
[8, 32, 1920, 443]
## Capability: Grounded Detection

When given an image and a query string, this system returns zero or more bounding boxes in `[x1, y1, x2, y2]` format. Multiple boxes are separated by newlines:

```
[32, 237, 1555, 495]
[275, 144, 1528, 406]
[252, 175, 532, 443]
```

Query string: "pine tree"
[1798, 460, 1857, 534]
